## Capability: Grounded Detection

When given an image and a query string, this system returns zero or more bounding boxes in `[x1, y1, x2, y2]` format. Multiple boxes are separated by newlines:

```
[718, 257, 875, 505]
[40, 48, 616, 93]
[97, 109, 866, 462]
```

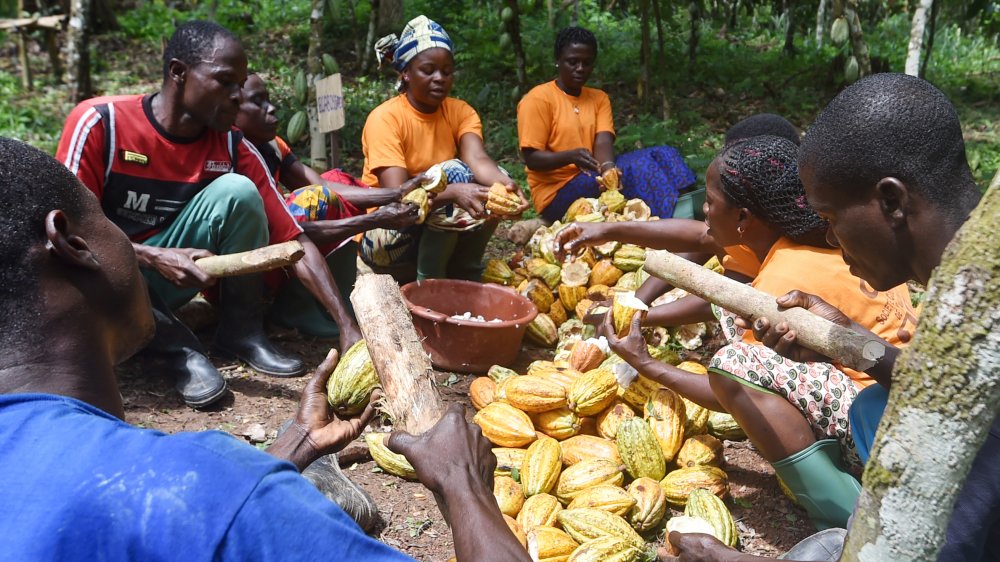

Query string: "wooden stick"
[194, 240, 304, 277]
[350, 274, 447, 434]
[643, 250, 886, 371]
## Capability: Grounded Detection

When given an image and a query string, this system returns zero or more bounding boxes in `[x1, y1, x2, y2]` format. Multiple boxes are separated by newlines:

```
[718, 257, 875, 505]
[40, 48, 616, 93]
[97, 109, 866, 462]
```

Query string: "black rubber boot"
[213, 274, 306, 377]
[145, 291, 228, 409]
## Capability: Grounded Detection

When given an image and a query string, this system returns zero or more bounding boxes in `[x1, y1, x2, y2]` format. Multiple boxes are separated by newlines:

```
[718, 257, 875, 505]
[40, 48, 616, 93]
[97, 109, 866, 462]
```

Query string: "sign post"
[315, 73, 346, 167]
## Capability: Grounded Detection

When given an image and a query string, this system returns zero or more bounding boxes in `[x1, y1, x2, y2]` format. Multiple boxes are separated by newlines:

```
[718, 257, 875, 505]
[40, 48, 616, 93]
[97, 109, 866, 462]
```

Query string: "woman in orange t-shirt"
[359, 16, 527, 282]
[517, 26, 695, 222]
[596, 135, 916, 530]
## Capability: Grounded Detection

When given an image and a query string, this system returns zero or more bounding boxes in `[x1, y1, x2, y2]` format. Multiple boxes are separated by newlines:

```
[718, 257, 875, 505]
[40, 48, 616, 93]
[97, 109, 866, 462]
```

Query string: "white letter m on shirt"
[124, 190, 150, 213]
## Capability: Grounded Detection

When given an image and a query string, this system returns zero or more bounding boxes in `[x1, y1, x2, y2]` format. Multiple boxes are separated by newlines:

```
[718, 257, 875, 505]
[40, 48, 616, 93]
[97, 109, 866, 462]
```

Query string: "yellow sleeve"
[362, 104, 407, 172]
[517, 89, 554, 151]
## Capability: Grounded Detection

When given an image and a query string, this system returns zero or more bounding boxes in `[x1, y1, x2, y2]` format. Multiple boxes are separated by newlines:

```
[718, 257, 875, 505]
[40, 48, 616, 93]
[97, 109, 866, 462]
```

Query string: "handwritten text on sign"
[315, 73, 345, 133]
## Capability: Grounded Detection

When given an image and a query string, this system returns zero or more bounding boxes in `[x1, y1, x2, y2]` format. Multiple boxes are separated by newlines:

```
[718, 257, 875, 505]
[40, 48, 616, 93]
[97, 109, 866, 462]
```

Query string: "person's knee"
[205, 173, 266, 214]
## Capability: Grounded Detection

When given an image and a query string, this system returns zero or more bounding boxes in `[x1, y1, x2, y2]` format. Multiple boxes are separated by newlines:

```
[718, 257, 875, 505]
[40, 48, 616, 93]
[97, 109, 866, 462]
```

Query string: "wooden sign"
[315, 73, 345, 133]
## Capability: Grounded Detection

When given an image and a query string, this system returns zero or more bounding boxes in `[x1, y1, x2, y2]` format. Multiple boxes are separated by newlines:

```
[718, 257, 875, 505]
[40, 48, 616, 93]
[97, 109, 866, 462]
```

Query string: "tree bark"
[905, 0, 934, 77]
[782, 0, 795, 55]
[688, 0, 701, 71]
[194, 241, 305, 277]
[841, 182, 1000, 560]
[652, 0, 665, 56]
[841, 0, 872, 77]
[643, 250, 886, 371]
[919, 0, 939, 78]
[504, 0, 528, 91]
[65, 0, 91, 102]
[350, 274, 448, 434]
[638, 0, 650, 104]
[815, 0, 827, 45]
[359, 0, 379, 74]
[307, 0, 328, 170]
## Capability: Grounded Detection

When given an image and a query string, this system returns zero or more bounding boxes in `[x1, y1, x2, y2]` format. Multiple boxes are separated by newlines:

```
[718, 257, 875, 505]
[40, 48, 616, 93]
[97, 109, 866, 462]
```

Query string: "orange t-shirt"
[361, 94, 482, 187]
[517, 81, 615, 213]
[722, 244, 762, 278]
[746, 237, 919, 387]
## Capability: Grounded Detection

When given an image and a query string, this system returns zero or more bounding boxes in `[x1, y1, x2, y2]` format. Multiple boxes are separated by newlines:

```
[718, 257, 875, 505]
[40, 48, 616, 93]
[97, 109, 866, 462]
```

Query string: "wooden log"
[643, 250, 886, 371]
[350, 274, 447, 434]
[194, 240, 304, 277]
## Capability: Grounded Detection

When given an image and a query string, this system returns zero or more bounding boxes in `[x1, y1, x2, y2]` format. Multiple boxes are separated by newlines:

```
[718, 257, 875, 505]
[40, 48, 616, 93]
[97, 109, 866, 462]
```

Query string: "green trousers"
[142, 174, 268, 310]
[268, 241, 358, 338]
[416, 221, 498, 281]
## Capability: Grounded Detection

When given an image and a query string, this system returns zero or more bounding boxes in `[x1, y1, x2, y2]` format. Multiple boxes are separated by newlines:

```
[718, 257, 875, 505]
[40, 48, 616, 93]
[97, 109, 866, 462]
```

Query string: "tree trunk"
[688, 0, 701, 71]
[783, 0, 795, 55]
[65, 0, 91, 102]
[638, 0, 650, 104]
[841, 182, 1000, 560]
[504, 0, 528, 92]
[840, 0, 872, 77]
[919, 0, 939, 78]
[359, 0, 379, 74]
[815, 0, 827, 45]
[652, 0, 665, 57]
[905, 0, 934, 76]
[307, 0, 328, 170]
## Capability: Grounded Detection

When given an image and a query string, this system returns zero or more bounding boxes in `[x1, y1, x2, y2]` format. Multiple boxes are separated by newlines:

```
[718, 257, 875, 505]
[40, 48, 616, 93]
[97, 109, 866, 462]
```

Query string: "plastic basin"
[400, 279, 539, 373]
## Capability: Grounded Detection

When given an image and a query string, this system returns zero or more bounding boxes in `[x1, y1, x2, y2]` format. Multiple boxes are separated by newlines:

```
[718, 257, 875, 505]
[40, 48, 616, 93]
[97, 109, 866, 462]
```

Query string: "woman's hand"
[554, 222, 610, 261]
[597, 310, 654, 369]
[440, 182, 491, 219]
[564, 148, 601, 174]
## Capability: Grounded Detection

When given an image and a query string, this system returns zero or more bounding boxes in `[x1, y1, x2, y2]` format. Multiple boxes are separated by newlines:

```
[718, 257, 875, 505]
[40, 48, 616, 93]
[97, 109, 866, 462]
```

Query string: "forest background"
[1, 0, 999, 204]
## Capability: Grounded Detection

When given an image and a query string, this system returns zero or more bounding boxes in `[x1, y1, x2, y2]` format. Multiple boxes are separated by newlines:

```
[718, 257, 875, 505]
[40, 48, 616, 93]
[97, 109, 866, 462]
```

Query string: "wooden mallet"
[193, 240, 305, 277]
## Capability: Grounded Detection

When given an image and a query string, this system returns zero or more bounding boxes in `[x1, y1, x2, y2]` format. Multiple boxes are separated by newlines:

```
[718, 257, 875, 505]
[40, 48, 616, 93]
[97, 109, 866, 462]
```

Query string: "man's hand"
[598, 310, 653, 369]
[397, 173, 429, 199]
[442, 182, 492, 219]
[657, 532, 747, 561]
[387, 403, 496, 495]
[554, 223, 609, 261]
[736, 290, 855, 363]
[267, 348, 378, 471]
[139, 246, 216, 289]
[374, 202, 421, 230]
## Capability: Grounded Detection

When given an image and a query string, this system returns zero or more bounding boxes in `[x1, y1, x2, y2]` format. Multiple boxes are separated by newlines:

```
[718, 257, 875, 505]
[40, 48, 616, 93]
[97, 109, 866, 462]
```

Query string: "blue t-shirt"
[0, 394, 416, 562]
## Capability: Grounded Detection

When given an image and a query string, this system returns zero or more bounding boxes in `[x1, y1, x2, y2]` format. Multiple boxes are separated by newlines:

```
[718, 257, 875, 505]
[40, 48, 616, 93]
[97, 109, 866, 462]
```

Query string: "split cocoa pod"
[611, 292, 649, 338]
[486, 182, 523, 217]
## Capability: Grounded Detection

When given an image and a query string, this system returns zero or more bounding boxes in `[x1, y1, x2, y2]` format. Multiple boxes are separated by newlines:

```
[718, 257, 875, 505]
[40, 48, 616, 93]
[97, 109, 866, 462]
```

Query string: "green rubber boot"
[772, 439, 861, 531]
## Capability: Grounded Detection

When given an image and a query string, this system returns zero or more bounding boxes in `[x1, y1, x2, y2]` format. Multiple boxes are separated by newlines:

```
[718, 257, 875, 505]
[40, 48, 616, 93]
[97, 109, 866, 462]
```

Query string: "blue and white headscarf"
[374, 15, 453, 72]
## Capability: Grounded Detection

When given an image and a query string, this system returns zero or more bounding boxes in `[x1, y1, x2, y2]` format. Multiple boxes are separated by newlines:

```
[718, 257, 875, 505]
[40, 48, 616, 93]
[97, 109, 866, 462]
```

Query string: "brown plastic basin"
[400, 279, 538, 373]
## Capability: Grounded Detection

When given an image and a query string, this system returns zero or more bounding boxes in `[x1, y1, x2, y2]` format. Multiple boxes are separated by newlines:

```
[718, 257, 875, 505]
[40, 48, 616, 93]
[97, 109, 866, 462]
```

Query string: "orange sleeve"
[595, 91, 615, 135]
[361, 104, 408, 173]
[453, 100, 483, 140]
[517, 89, 554, 151]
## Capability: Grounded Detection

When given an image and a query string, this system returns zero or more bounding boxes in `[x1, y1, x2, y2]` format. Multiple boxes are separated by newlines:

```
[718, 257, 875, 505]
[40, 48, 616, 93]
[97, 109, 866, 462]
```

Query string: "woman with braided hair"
[590, 135, 916, 532]
[517, 26, 696, 222]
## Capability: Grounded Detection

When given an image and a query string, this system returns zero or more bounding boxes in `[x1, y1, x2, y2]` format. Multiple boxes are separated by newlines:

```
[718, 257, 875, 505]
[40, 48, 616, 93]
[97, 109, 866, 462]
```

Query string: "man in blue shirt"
[0, 137, 530, 562]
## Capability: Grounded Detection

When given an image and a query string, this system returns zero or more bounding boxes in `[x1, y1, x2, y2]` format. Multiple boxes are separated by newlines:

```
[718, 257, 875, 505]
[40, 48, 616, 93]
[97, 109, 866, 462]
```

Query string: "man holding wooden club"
[56, 21, 362, 408]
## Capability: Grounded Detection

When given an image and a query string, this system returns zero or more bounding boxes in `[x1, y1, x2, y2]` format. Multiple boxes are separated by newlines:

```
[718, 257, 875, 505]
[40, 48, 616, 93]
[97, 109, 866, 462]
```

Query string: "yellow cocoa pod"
[708, 411, 747, 441]
[494, 475, 525, 517]
[521, 437, 563, 497]
[545, 367, 585, 392]
[596, 399, 637, 440]
[325, 339, 377, 416]
[563, 197, 599, 222]
[586, 284, 611, 301]
[616, 417, 667, 481]
[561, 260, 592, 288]
[568, 368, 618, 417]
[488, 364, 520, 383]
[482, 258, 516, 286]
[622, 198, 651, 221]
[474, 402, 537, 448]
[685, 487, 738, 547]
[559, 435, 622, 466]
[589, 259, 624, 287]
[527, 360, 569, 377]
[365, 432, 416, 480]
[470, 376, 497, 410]
[666, 515, 716, 536]
[559, 284, 588, 313]
[568, 340, 607, 372]
[504, 375, 568, 413]
[612, 244, 646, 273]
[548, 300, 569, 327]
[682, 397, 711, 436]
[526, 313, 560, 348]
[626, 477, 667, 532]
[528, 261, 563, 290]
[527, 526, 579, 562]
[419, 163, 447, 193]
[598, 188, 626, 213]
[486, 183, 522, 216]
[645, 388, 687, 462]
[518, 492, 563, 531]
[557, 508, 644, 549]
[660, 466, 730, 506]
[567, 485, 636, 517]
[522, 278, 555, 313]
[574, 298, 596, 320]
[567, 536, 641, 562]
[617, 374, 663, 411]
[556, 459, 625, 504]
[677, 434, 724, 468]
[677, 360, 708, 375]
[611, 292, 649, 338]
[534, 407, 583, 440]
[402, 187, 430, 224]
[493, 447, 528, 478]
[504, 513, 528, 548]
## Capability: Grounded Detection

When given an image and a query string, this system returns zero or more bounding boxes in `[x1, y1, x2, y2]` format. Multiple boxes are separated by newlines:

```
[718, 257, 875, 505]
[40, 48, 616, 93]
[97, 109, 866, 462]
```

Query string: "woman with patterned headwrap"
[518, 26, 697, 222]
[359, 15, 528, 282]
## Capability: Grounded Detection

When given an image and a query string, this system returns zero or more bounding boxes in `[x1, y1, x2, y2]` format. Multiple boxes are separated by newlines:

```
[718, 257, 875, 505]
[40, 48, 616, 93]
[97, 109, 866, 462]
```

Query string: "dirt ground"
[119, 319, 815, 561]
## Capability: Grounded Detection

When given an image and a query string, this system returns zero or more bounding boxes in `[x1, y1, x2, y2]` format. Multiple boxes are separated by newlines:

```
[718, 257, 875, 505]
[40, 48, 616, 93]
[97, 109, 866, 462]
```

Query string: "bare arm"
[555, 220, 723, 261]
[133, 243, 215, 289]
[593, 131, 615, 171]
[388, 405, 532, 562]
[282, 159, 406, 208]
[522, 146, 600, 173]
[289, 234, 363, 353]
[300, 204, 420, 247]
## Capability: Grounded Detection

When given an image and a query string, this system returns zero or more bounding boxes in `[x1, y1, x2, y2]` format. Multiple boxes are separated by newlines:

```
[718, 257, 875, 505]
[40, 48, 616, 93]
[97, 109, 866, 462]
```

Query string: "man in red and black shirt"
[55, 21, 362, 408]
